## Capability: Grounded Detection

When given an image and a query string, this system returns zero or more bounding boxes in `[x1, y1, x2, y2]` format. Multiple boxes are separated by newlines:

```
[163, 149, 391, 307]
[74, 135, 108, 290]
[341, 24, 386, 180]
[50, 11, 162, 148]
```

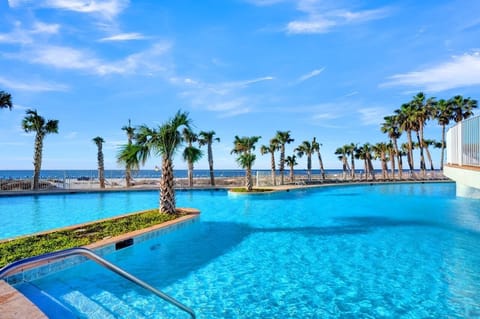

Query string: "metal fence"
[447, 116, 480, 167]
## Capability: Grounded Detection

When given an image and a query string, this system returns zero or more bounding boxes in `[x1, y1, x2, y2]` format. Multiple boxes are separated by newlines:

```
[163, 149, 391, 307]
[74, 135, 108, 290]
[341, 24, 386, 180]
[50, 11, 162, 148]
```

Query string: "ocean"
[0, 169, 348, 179]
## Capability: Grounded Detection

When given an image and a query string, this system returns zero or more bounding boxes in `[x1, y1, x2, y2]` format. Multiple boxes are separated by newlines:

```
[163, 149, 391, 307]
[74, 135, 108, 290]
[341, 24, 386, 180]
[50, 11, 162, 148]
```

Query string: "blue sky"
[1, 0, 479, 171]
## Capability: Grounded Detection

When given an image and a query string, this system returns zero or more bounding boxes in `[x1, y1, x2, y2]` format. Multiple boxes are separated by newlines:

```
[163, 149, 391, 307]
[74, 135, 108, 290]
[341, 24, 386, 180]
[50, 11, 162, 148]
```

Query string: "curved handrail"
[0, 247, 195, 319]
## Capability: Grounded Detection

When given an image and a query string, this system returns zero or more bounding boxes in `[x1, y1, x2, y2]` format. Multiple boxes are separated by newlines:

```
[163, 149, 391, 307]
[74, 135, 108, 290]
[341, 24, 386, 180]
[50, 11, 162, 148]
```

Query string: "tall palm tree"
[373, 142, 389, 180]
[345, 143, 357, 180]
[22, 109, 59, 190]
[182, 128, 203, 188]
[135, 110, 191, 214]
[395, 103, 416, 176]
[381, 115, 403, 179]
[275, 131, 294, 185]
[450, 95, 478, 123]
[334, 145, 351, 180]
[285, 155, 298, 182]
[295, 141, 314, 181]
[231, 136, 261, 191]
[411, 92, 436, 175]
[92, 136, 106, 189]
[121, 119, 135, 187]
[260, 138, 280, 186]
[312, 137, 326, 180]
[434, 99, 453, 170]
[198, 131, 220, 186]
[0, 91, 12, 110]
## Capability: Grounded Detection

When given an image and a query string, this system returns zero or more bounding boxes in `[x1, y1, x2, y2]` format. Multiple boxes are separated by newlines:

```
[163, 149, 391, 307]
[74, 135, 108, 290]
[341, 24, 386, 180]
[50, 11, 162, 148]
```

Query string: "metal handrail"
[0, 247, 195, 319]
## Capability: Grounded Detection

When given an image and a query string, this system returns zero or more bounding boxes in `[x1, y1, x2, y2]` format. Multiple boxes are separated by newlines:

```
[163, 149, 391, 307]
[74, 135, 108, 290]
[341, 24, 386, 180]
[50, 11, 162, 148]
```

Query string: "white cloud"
[358, 107, 387, 125]
[297, 67, 325, 82]
[0, 21, 60, 44]
[287, 18, 336, 34]
[0, 76, 68, 92]
[8, 0, 129, 20]
[5, 42, 172, 76]
[382, 51, 480, 92]
[99, 32, 147, 42]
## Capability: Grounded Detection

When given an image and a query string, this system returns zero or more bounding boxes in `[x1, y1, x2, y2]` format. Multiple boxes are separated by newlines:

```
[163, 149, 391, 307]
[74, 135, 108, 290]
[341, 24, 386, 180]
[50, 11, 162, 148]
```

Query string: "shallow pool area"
[7, 183, 480, 318]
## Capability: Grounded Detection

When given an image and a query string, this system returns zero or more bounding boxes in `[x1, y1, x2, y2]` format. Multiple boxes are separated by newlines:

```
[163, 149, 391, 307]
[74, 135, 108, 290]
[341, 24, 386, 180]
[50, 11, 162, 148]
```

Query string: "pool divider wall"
[3, 210, 200, 285]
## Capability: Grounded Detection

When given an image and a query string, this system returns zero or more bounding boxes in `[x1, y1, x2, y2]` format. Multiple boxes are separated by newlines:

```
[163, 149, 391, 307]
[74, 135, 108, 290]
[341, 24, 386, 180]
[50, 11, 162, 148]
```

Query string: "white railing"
[446, 116, 480, 167]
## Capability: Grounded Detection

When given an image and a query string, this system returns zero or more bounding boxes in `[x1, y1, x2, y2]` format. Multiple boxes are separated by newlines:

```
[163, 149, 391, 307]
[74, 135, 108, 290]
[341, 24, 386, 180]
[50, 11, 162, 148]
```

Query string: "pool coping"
[0, 209, 200, 319]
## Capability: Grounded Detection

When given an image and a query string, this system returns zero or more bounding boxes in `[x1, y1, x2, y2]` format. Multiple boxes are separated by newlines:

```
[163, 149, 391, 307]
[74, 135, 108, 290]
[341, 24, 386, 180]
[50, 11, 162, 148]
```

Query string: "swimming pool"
[12, 183, 480, 318]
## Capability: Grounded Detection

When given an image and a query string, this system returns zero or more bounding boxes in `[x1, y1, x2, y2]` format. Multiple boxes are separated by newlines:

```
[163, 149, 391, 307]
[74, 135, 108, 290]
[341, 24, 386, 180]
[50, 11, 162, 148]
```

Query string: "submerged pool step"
[16, 282, 77, 319]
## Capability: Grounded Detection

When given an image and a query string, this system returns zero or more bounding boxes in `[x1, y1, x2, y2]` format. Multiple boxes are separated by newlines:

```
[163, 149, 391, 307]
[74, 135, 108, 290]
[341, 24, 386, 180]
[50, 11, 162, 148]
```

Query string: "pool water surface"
[13, 183, 480, 318]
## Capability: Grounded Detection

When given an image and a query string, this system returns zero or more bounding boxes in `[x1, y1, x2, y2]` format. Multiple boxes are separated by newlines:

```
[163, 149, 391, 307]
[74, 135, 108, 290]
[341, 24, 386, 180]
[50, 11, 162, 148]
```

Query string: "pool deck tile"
[0, 280, 47, 319]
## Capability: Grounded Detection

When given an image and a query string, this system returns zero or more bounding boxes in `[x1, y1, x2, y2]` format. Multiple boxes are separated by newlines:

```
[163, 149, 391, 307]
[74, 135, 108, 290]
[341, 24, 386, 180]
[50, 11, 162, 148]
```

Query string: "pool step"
[16, 282, 77, 319]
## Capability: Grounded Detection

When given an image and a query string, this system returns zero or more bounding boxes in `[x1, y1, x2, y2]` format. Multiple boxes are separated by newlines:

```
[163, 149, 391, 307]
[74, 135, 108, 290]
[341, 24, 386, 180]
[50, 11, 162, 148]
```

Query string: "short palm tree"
[434, 99, 452, 170]
[117, 143, 143, 186]
[295, 141, 314, 181]
[356, 143, 375, 181]
[260, 138, 280, 186]
[231, 135, 261, 191]
[373, 142, 389, 180]
[335, 145, 351, 180]
[198, 131, 220, 186]
[22, 109, 59, 190]
[121, 119, 136, 187]
[275, 131, 294, 185]
[0, 91, 12, 110]
[312, 137, 326, 180]
[345, 143, 357, 180]
[92, 136, 106, 189]
[182, 128, 203, 188]
[134, 110, 191, 214]
[285, 155, 298, 182]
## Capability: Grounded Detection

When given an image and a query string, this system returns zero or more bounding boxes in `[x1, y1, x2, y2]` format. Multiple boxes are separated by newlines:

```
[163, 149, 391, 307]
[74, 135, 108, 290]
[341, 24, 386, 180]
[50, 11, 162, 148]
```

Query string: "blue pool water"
[12, 183, 480, 318]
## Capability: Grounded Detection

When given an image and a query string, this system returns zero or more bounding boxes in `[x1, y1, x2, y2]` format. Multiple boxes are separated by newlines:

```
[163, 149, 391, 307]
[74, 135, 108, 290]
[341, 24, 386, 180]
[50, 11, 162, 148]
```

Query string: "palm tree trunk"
[350, 154, 356, 181]
[279, 145, 285, 185]
[125, 167, 131, 188]
[188, 160, 194, 187]
[32, 134, 44, 190]
[389, 149, 395, 180]
[406, 130, 414, 176]
[440, 124, 446, 170]
[270, 153, 276, 186]
[424, 144, 434, 171]
[317, 151, 325, 180]
[246, 166, 253, 191]
[307, 155, 312, 181]
[289, 165, 294, 182]
[393, 137, 403, 179]
[160, 156, 176, 214]
[416, 131, 426, 177]
[98, 147, 105, 189]
[208, 143, 215, 186]
[367, 156, 376, 181]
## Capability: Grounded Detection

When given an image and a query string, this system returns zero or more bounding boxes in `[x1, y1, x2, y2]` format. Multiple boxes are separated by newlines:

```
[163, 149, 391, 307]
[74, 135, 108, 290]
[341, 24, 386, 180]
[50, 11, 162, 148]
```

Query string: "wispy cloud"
[381, 51, 480, 92]
[99, 32, 147, 42]
[297, 67, 325, 83]
[344, 91, 359, 97]
[0, 21, 60, 44]
[358, 107, 387, 125]
[0, 76, 68, 92]
[5, 42, 172, 76]
[8, 0, 129, 20]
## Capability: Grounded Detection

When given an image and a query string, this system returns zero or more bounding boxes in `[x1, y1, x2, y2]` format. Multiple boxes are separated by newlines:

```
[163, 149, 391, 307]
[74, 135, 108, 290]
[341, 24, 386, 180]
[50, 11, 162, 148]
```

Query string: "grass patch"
[0, 210, 181, 268]
[229, 187, 273, 193]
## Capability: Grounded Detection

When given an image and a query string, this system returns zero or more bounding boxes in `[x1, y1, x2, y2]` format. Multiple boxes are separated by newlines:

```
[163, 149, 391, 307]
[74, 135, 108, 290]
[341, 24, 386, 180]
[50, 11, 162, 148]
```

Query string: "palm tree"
[373, 142, 389, 180]
[198, 131, 220, 186]
[0, 91, 12, 110]
[121, 119, 135, 187]
[334, 146, 350, 180]
[345, 143, 357, 180]
[381, 115, 403, 179]
[134, 110, 191, 214]
[117, 143, 143, 186]
[356, 143, 375, 181]
[231, 136, 261, 191]
[92, 136, 106, 189]
[411, 92, 436, 175]
[312, 137, 326, 180]
[450, 95, 478, 123]
[285, 155, 298, 182]
[260, 138, 280, 186]
[275, 131, 294, 185]
[21, 109, 59, 190]
[395, 103, 416, 176]
[182, 128, 203, 188]
[295, 141, 314, 181]
[434, 99, 452, 170]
